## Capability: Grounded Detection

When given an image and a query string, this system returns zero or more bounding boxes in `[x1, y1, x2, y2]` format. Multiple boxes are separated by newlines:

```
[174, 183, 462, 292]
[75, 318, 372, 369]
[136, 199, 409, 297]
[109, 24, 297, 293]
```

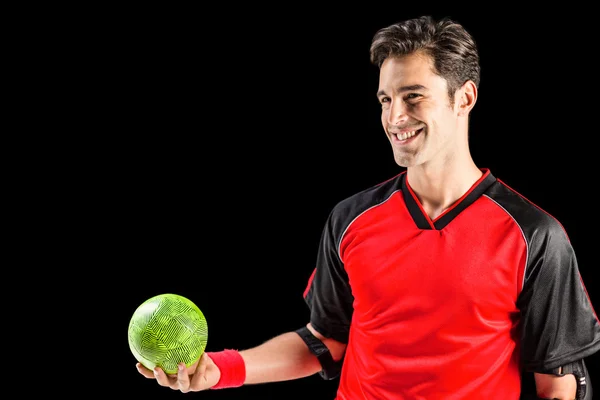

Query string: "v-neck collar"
[400, 168, 496, 230]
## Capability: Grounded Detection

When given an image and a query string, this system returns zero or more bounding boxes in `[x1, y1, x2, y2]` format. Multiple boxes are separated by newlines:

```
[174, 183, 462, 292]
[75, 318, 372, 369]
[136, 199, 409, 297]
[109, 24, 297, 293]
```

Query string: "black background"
[74, 5, 600, 399]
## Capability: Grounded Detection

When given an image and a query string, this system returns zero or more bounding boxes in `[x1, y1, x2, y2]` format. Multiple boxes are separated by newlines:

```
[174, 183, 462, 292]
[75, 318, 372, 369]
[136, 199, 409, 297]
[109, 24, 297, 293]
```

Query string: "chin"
[394, 156, 416, 168]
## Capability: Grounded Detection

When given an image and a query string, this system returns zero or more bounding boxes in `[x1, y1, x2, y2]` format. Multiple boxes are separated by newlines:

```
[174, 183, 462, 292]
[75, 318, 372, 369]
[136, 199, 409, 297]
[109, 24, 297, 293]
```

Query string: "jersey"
[303, 168, 600, 399]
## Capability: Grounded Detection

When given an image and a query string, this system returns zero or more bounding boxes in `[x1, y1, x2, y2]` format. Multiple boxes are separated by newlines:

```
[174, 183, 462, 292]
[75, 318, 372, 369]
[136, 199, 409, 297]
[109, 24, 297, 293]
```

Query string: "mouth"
[391, 127, 424, 144]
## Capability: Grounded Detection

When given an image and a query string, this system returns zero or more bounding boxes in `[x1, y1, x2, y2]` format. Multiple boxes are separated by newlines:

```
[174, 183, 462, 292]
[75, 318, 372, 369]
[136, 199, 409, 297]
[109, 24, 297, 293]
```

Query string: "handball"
[128, 293, 208, 375]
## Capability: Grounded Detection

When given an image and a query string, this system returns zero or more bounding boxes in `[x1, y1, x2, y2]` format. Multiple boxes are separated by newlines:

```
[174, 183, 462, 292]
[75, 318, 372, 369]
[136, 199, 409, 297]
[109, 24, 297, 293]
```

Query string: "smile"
[393, 128, 423, 142]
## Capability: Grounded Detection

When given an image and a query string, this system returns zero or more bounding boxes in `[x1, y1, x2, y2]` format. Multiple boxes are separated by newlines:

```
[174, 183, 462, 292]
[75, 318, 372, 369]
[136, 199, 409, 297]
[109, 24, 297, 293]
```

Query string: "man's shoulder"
[332, 172, 404, 214]
[485, 178, 567, 239]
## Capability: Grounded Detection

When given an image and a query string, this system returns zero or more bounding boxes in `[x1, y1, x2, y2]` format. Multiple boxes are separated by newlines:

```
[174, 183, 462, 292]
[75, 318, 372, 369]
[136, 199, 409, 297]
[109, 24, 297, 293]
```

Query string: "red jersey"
[303, 169, 600, 399]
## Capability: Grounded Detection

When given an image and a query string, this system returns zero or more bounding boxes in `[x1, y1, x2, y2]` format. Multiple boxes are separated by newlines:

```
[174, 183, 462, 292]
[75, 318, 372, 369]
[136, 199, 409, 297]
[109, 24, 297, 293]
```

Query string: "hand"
[136, 352, 222, 393]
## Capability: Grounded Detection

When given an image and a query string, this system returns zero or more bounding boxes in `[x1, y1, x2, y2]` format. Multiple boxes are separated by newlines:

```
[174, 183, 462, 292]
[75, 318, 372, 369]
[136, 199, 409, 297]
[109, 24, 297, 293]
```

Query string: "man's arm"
[534, 358, 592, 399]
[138, 322, 347, 392]
[534, 372, 577, 399]
[240, 323, 347, 384]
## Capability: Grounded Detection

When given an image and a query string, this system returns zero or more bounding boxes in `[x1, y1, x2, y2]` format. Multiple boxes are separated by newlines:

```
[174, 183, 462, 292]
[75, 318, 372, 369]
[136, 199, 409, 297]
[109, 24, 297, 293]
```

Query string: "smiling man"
[136, 15, 600, 400]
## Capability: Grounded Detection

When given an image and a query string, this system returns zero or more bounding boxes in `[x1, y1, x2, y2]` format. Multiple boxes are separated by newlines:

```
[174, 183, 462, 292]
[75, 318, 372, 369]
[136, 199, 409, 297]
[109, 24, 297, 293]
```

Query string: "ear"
[456, 80, 477, 116]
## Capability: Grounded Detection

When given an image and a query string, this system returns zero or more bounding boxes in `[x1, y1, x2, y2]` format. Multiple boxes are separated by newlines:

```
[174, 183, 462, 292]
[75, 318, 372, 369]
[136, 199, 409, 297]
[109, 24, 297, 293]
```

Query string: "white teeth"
[396, 130, 417, 141]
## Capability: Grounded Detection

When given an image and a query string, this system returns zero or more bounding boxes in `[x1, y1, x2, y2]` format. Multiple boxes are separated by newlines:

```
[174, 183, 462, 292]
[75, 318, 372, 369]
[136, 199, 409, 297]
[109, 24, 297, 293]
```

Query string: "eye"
[405, 93, 421, 100]
[379, 97, 390, 104]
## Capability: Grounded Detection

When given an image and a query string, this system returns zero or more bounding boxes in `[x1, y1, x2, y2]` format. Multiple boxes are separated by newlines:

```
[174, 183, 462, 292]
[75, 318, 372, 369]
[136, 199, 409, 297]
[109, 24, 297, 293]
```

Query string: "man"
[136, 15, 600, 399]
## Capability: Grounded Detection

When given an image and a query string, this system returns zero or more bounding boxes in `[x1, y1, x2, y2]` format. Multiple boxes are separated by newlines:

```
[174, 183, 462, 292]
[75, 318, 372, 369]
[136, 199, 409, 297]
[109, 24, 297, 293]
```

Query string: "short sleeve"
[518, 222, 600, 371]
[303, 210, 354, 343]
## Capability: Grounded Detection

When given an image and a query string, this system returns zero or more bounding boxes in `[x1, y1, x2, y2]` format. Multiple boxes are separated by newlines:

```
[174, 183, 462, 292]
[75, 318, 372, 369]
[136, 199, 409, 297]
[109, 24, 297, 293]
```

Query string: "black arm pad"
[295, 326, 343, 380]
[541, 359, 592, 400]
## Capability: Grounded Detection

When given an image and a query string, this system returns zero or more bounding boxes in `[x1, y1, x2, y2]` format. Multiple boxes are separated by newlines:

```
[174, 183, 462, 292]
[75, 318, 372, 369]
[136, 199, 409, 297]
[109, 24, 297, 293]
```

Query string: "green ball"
[128, 293, 208, 375]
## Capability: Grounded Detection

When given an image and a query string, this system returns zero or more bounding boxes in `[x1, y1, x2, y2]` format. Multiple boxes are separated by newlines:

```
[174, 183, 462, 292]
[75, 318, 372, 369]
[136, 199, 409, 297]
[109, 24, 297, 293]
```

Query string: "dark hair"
[370, 16, 480, 101]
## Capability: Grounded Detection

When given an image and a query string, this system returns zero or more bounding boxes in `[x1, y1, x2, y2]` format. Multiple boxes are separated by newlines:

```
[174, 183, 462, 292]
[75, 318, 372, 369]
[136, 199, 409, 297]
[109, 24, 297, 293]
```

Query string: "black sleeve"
[518, 220, 600, 372]
[303, 210, 354, 344]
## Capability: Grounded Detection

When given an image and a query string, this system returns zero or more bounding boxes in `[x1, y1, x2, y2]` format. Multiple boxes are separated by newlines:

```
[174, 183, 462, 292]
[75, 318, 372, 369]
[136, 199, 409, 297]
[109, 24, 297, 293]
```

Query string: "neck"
[406, 158, 482, 220]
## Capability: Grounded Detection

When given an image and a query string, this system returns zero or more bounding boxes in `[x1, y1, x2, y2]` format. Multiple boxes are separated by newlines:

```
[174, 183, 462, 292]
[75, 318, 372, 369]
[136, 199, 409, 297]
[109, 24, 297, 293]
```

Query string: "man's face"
[377, 52, 461, 168]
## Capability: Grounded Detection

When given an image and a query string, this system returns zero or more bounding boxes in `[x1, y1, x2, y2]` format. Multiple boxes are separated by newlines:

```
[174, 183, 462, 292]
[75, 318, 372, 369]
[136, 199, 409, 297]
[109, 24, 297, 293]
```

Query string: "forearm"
[239, 331, 322, 384]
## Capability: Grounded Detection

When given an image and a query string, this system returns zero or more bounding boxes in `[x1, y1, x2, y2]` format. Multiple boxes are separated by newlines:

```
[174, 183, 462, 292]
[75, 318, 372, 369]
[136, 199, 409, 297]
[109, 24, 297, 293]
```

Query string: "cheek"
[380, 108, 390, 124]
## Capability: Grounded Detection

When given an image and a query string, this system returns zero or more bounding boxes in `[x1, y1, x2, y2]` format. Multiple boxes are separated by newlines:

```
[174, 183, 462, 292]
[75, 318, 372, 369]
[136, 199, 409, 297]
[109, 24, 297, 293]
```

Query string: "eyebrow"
[376, 84, 428, 98]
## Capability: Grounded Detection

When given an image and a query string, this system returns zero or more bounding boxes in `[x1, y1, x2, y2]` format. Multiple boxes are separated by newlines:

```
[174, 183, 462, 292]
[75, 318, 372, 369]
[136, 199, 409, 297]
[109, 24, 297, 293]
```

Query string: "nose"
[386, 100, 409, 126]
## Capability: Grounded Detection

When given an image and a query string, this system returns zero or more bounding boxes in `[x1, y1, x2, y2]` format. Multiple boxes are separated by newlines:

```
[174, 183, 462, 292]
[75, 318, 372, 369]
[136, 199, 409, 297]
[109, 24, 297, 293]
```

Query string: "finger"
[190, 354, 208, 390]
[177, 363, 191, 393]
[136, 363, 156, 379]
[153, 367, 176, 388]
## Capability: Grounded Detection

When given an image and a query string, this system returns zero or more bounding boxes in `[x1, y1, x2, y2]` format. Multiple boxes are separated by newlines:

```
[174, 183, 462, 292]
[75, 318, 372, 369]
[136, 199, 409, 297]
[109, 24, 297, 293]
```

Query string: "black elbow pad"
[295, 326, 344, 380]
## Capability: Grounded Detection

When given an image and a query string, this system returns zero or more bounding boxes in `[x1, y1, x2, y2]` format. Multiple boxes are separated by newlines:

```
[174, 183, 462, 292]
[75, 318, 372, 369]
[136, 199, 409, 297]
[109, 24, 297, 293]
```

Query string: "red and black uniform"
[303, 169, 600, 399]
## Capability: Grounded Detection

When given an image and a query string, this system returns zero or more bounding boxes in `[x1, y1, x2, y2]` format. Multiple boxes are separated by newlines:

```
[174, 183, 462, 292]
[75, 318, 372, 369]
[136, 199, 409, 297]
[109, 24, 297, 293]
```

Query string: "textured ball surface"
[128, 293, 208, 375]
